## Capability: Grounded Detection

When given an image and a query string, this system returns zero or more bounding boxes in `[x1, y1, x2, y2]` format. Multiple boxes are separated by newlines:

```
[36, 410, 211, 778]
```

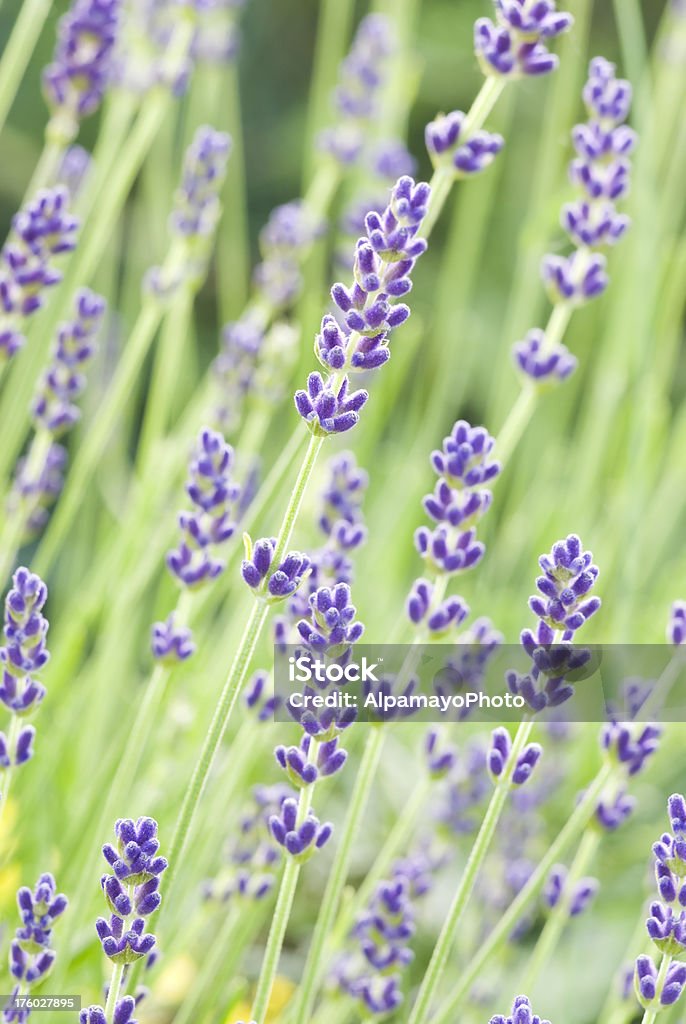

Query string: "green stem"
[0, 428, 55, 585]
[33, 300, 164, 576]
[0, 714, 20, 832]
[432, 763, 614, 1024]
[407, 719, 533, 1024]
[293, 726, 386, 1024]
[0, 0, 53, 139]
[519, 827, 601, 993]
[104, 961, 124, 1023]
[251, 776, 316, 1024]
[496, 302, 572, 467]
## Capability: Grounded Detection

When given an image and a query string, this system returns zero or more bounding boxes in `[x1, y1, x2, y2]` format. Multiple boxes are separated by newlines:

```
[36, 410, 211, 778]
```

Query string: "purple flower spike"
[475, 0, 572, 80]
[295, 372, 368, 436]
[668, 602, 686, 645]
[297, 583, 364, 658]
[527, 533, 601, 635]
[32, 288, 105, 436]
[80, 997, 138, 1024]
[513, 327, 577, 386]
[1, 188, 79, 363]
[425, 110, 504, 176]
[241, 537, 310, 603]
[489, 995, 551, 1024]
[431, 421, 500, 489]
[43, 0, 122, 125]
[5, 872, 67, 1004]
[269, 797, 333, 862]
[254, 202, 324, 310]
[541, 249, 608, 306]
[166, 428, 240, 591]
[488, 727, 543, 786]
[150, 615, 196, 664]
[95, 915, 156, 965]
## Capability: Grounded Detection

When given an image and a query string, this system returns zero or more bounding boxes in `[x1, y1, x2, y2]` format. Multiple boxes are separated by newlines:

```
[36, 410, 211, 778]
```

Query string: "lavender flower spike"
[475, 1, 573, 79]
[0, 569, 50, 782]
[490, 995, 551, 1024]
[5, 873, 67, 1014]
[80, 997, 138, 1024]
[269, 796, 333, 862]
[241, 536, 310, 602]
[426, 111, 504, 178]
[0, 188, 79, 363]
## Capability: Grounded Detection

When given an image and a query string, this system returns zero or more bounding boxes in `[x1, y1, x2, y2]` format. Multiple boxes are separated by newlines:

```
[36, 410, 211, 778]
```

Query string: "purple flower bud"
[425, 110, 504, 176]
[269, 797, 333, 862]
[512, 327, 577, 386]
[668, 602, 686, 645]
[601, 721, 661, 776]
[489, 995, 551, 1024]
[294, 372, 368, 436]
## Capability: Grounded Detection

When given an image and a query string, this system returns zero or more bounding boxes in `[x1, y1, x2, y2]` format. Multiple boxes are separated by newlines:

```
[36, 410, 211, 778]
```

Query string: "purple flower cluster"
[426, 110, 504, 178]
[668, 601, 686, 645]
[634, 796, 686, 1011]
[542, 59, 635, 307]
[96, 818, 167, 965]
[254, 201, 325, 310]
[212, 316, 264, 431]
[600, 720, 661, 777]
[241, 538, 310, 603]
[268, 796, 332, 862]
[296, 176, 430, 435]
[11, 446, 67, 540]
[507, 535, 601, 711]
[435, 739, 490, 835]
[43, 0, 122, 126]
[408, 422, 500, 634]
[4, 874, 68, 1019]
[319, 15, 395, 166]
[488, 726, 543, 786]
[79, 999, 138, 1024]
[435, 618, 504, 717]
[543, 864, 598, 917]
[1, 188, 79, 363]
[147, 127, 231, 297]
[475, 0, 573, 78]
[0, 569, 50, 777]
[490, 995, 551, 1024]
[32, 288, 105, 435]
[202, 785, 287, 903]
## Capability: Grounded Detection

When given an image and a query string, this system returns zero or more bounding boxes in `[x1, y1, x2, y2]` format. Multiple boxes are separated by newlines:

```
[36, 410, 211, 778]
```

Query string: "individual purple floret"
[294, 372, 368, 436]
[635, 955, 686, 1009]
[425, 110, 504, 176]
[668, 601, 686, 645]
[601, 721, 661, 776]
[43, 0, 122, 126]
[543, 864, 598, 916]
[318, 14, 395, 165]
[5, 873, 67, 1011]
[488, 727, 543, 786]
[241, 537, 310, 602]
[79, 997, 138, 1024]
[512, 328, 577, 386]
[475, 0, 573, 79]
[1, 188, 79, 363]
[150, 615, 196, 664]
[165, 428, 240, 592]
[489, 995, 551, 1024]
[269, 797, 333, 862]
[0, 569, 50, 779]
[32, 288, 105, 435]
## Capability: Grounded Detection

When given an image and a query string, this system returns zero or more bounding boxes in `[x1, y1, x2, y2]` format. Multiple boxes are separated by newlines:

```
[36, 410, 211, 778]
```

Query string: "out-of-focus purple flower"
[43, 0, 122, 127]
[32, 288, 105, 435]
[513, 327, 577, 386]
[601, 721, 661, 776]
[406, 579, 469, 638]
[668, 601, 686, 645]
[596, 788, 635, 830]
[426, 111, 504, 176]
[57, 145, 92, 199]
[150, 615, 196, 664]
[241, 537, 310, 601]
[245, 670, 281, 723]
[435, 740, 490, 835]
[97, 818, 167, 964]
[489, 995, 551, 1024]
[10, 443, 67, 539]
[190, 0, 246, 64]
[319, 452, 368, 538]
[6, 873, 67, 1003]
[318, 15, 395, 165]
[254, 201, 325, 310]
[488, 727, 543, 786]
[543, 864, 598, 916]
[269, 797, 333, 862]
[541, 249, 608, 306]
[475, 0, 573, 79]
[372, 141, 417, 182]
[165, 428, 240, 591]
[424, 727, 458, 779]
[1, 188, 79, 363]
[0, 569, 50, 774]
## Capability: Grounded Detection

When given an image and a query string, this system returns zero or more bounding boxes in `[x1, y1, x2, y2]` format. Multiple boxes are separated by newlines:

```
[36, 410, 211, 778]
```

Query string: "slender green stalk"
[251, 776, 316, 1024]
[0, 714, 21, 832]
[104, 962, 124, 1023]
[0, 428, 55, 584]
[406, 719, 533, 1024]
[432, 763, 614, 1024]
[293, 726, 386, 1024]
[495, 302, 573, 466]
[519, 827, 601, 993]
[25, 138, 67, 196]
[0, 0, 52, 140]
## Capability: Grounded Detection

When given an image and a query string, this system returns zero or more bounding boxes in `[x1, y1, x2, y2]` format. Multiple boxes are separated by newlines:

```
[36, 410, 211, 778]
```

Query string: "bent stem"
[432, 763, 614, 1024]
[293, 725, 386, 1024]
[407, 718, 533, 1024]
[519, 826, 601, 993]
